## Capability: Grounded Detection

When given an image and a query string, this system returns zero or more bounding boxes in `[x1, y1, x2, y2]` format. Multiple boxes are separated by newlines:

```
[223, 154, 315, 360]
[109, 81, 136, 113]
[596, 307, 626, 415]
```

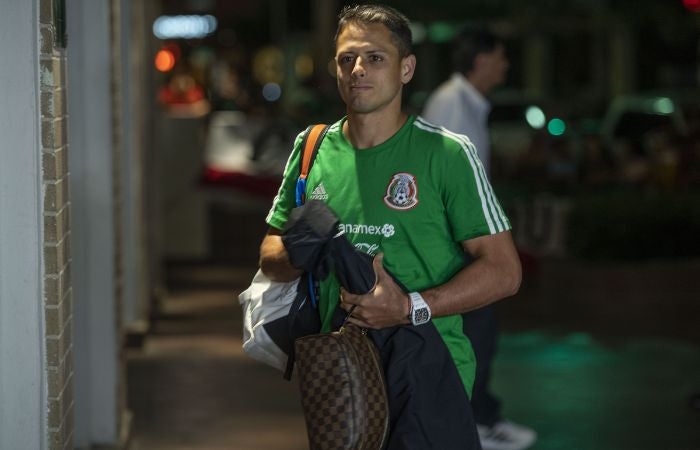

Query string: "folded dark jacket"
[282, 199, 375, 292]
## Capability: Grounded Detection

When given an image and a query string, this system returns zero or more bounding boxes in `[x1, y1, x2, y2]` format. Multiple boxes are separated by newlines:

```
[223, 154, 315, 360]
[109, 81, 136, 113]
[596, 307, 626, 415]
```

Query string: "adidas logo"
[309, 183, 328, 200]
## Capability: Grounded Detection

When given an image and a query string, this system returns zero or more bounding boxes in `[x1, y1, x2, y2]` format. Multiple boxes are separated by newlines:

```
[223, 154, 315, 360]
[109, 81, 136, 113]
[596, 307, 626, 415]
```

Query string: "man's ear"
[400, 54, 416, 84]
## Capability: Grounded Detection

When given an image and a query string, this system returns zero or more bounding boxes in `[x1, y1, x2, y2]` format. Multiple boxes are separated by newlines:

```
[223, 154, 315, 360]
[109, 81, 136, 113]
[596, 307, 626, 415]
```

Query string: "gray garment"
[422, 73, 492, 176]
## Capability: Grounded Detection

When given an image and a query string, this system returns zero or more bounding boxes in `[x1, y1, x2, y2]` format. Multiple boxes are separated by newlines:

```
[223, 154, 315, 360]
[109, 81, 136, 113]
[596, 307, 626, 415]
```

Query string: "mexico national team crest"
[384, 172, 419, 210]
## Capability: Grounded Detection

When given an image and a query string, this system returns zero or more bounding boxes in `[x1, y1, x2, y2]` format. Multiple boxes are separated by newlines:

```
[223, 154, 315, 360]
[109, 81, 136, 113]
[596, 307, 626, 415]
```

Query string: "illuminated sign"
[153, 15, 218, 40]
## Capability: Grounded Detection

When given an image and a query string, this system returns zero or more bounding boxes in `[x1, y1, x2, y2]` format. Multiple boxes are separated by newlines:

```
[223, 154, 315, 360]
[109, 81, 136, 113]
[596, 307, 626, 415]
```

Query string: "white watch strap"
[408, 292, 431, 325]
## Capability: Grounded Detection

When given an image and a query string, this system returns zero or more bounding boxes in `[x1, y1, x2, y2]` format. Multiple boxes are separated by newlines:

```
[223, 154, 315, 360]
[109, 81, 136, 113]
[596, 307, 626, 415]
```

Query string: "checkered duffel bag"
[294, 324, 389, 450]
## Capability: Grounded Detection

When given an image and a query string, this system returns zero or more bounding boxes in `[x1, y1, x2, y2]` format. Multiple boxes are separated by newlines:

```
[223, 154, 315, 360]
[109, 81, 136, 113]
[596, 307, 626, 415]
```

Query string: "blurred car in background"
[598, 94, 691, 150]
[200, 110, 298, 201]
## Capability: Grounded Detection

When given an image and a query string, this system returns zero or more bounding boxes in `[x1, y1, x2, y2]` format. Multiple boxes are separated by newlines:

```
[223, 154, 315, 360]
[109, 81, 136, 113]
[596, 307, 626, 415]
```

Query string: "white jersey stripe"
[414, 117, 508, 233]
[328, 121, 341, 133]
[416, 116, 509, 231]
[452, 133, 507, 232]
[413, 118, 497, 233]
[453, 133, 506, 232]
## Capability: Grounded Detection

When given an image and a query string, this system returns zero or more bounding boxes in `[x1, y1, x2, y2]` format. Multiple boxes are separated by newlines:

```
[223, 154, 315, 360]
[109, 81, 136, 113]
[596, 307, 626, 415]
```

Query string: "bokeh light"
[253, 46, 284, 84]
[428, 22, 456, 43]
[153, 15, 217, 40]
[683, 0, 700, 13]
[525, 106, 546, 129]
[653, 97, 674, 114]
[154, 49, 176, 72]
[294, 54, 314, 80]
[547, 118, 566, 136]
[262, 83, 282, 102]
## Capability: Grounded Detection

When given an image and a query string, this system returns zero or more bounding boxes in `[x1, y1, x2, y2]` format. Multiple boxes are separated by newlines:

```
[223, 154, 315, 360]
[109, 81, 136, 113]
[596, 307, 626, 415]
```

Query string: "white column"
[66, 0, 120, 446]
[120, 0, 150, 332]
[0, 1, 47, 450]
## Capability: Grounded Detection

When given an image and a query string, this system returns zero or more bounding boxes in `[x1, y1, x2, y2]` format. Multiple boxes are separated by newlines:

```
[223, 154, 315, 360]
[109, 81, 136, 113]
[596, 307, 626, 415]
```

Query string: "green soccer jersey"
[266, 115, 511, 394]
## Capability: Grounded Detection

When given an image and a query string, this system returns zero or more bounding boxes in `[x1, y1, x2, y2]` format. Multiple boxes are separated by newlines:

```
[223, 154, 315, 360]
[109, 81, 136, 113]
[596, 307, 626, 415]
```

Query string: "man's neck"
[344, 110, 408, 150]
[465, 72, 491, 96]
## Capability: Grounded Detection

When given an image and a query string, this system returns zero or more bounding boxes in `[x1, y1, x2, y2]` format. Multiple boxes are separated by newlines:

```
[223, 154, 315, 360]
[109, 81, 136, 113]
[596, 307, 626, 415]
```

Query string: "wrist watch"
[408, 292, 431, 326]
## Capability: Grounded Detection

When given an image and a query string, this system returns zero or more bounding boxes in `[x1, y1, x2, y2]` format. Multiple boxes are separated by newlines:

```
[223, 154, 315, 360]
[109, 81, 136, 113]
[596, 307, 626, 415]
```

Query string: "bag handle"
[294, 123, 329, 307]
[295, 124, 330, 207]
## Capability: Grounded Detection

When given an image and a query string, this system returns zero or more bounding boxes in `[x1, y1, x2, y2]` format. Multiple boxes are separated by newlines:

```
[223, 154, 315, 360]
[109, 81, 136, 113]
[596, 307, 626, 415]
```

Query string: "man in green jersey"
[259, 4, 521, 449]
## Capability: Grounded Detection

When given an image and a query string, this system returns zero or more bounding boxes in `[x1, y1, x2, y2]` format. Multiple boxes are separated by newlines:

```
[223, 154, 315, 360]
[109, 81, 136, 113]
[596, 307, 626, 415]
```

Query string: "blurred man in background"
[423, 30, 537, 450]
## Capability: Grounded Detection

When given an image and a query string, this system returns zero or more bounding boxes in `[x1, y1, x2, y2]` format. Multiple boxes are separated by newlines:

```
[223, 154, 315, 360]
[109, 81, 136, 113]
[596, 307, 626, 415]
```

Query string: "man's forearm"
[421, 232, 522, 317]
[340, 232, 521, 329]
[259, 233, 302, 282]
[422, 255, 520, 318]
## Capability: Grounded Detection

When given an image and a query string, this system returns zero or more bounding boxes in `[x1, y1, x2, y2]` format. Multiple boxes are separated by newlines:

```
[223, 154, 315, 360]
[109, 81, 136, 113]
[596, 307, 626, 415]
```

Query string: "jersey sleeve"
[264, 131, 306, 230]
[439, 135, 511, 241]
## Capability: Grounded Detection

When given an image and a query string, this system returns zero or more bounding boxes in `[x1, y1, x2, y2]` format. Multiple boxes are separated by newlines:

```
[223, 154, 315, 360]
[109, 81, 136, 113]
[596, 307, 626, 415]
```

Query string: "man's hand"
[259, 229, 303, 282]
[339, 254, 411, 329]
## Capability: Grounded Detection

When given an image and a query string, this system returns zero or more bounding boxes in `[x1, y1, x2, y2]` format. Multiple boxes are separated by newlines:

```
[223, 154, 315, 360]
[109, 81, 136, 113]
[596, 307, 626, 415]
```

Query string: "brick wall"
[40, 1, 74, 449]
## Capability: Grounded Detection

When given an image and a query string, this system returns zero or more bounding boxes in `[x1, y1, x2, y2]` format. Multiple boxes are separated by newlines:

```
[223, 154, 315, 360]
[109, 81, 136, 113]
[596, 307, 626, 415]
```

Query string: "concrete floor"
[127, 262, 700, 450]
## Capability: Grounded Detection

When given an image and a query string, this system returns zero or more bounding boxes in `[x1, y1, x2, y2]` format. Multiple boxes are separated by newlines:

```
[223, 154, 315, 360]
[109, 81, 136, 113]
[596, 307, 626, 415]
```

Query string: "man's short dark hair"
[335, 4, 413, 58]
[453, 30, 502, 74]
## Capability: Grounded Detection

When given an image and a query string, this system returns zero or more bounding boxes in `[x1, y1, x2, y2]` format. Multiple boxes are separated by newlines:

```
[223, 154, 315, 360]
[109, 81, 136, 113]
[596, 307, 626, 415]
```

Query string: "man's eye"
[370, 55, 383, 62]
[340, 56, 354, 64]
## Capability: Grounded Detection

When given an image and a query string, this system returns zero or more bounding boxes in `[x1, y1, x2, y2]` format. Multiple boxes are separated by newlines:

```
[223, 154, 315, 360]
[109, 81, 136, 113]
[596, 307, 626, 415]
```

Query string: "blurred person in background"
[260, 4, 522, 448]
[423, 30, 537, 450]
[423, 30, 506, 176]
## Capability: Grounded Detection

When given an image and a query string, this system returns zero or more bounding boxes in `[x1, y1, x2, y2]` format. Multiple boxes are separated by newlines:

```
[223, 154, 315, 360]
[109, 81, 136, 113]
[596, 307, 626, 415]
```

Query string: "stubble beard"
[343, 87, 402, 116]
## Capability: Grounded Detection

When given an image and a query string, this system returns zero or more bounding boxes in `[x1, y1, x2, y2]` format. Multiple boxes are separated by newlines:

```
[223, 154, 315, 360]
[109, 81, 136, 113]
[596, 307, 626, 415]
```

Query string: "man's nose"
[352, 58, 366, 77]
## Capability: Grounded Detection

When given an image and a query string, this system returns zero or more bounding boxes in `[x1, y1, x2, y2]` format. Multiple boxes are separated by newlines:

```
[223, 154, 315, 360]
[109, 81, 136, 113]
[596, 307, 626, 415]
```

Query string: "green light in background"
[525, 106, 546, 129]
[653, 97, 674, 114]
[428, 22, 456, 43]
[547, 118, 566, 136]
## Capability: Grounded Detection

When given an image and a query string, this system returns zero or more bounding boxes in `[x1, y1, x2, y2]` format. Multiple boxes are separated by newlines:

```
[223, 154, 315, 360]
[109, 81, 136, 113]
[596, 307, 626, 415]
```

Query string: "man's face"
[335, 22, 415, 115]
[478, 44, 509, 88]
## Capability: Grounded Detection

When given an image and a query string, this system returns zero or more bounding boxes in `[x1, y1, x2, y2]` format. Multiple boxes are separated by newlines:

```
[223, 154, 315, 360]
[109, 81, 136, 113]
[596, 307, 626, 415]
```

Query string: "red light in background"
[683, 0, 700, 12]
[155, 49, 176, 72]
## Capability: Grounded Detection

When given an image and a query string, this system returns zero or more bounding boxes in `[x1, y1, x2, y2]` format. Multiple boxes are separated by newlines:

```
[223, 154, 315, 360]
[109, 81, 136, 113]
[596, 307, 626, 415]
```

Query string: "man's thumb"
[373, 253, 385, 273]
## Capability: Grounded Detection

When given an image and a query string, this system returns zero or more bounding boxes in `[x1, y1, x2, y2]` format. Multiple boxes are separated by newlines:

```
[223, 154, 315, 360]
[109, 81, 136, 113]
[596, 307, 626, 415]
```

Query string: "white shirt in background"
[422, 73, 492, 176]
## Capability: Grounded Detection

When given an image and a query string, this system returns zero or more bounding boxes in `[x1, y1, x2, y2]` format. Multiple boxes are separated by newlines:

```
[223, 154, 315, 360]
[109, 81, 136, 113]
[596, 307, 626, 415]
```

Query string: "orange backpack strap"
[296, 124, 329, 206]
